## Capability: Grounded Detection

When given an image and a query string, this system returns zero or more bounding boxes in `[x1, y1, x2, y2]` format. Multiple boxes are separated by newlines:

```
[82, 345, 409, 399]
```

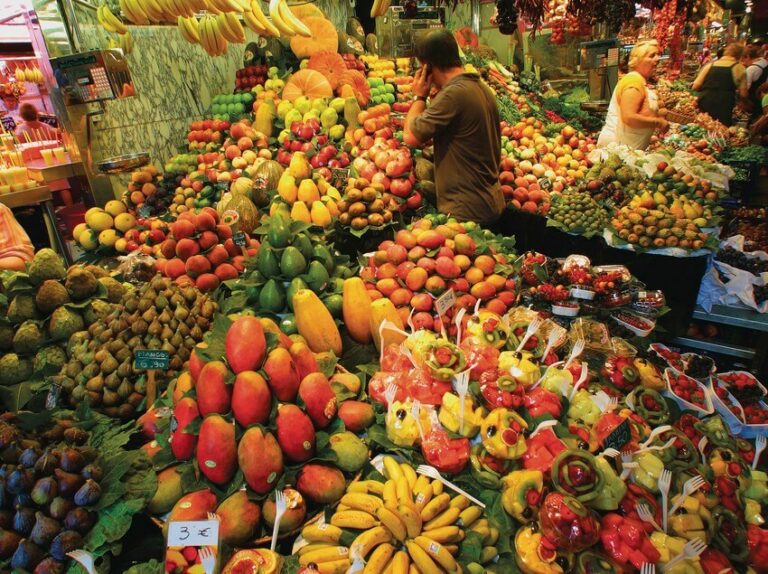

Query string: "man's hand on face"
[413, 65, 433, 98]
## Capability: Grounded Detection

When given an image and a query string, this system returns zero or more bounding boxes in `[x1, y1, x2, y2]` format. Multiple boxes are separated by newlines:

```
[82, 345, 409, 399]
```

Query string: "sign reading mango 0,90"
[134, 350, 170, 370]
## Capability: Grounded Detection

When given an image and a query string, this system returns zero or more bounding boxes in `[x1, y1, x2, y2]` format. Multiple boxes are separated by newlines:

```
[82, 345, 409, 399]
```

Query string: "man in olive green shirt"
[404, 30, 504, 226]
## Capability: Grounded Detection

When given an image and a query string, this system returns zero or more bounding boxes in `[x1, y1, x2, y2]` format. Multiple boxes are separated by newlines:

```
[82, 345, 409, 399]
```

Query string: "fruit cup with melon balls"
[481, 408, 528, 459]
[540, 492, 601, 552]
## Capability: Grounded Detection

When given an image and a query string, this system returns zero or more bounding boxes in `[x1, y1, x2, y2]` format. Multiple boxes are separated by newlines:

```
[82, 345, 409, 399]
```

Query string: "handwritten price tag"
[134, 350, 170, 370]
[167, 520, 219, 547]
[233, 231, 248, 248]
[434, 289, 456, 317]
[603, 419, 631, 451]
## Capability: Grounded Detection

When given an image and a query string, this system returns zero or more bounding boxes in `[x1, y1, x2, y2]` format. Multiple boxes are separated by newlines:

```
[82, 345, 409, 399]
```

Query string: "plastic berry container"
[570, 285, 596, 301]
[612, 311, 655, 337]
[552, 301, 580, 317]
[663, 368, 714, 416]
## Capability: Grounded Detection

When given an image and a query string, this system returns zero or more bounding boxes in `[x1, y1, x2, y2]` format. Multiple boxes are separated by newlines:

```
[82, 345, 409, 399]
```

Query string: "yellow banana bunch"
[209, 0, 244, 12]
[138, 0, 164, 22]
[370, 0, 391, 18]
[215, 12, 245, 43]
[300, 457, 496, 574]
[119, 30, 134, 54]
[198, 14, 228, 56]
[177, 16, 201, 45]
[247, 0, 279, 36]
[97, 4, 128, 34]
[119, 0, 149, 24]
[268, 0, 310, 37]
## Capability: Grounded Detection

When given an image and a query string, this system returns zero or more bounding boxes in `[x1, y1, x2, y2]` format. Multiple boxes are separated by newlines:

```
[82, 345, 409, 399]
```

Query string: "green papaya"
[333, 265, 354, 279]
[280, 314, 298, 335]
[305, 261, 330, 293]
[312, 244, 335, 274]
[257, 245, 280, 278]
[259, 279, 286, 313]
[268, 213, 290, 248]
[292, 233, 313, 261]
[280, 246, 307, 279]
[286, 277, 309, 311]
[323, 294, 343, 319]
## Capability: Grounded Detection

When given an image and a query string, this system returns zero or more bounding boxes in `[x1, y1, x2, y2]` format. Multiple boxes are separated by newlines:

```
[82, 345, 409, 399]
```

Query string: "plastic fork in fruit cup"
[601, 447, 621, 459]
[620, 450, 638, 481]
[567, 363, 590, 401]
[199, 547, 216, 574]
[636, 436, 677, 455]
[606, 396, 619, 412]
[662, 538, 707, 572]
[639, 425, 673, 449]
[658, 468, 672, 533]
[698, 436, 709, 459]
[564, 338, 585, 369]
[530, 419, 558, 439]
[668, 476, 706, 516]
[411, 400, 426, 441]
[515, 315, 543, 353]
[541, 328, 561, 363]
[641, 562, 656, 574]
[636, 502, 662, 532]
[67, 550, 95, 574]
[270, 489, 287, 551]
[415, 464, 486, 508]
[454, 307, 467, 344]
[384, 382, 398, 409]
[753, 434, 767, 470]
[452, 369, 470, 434]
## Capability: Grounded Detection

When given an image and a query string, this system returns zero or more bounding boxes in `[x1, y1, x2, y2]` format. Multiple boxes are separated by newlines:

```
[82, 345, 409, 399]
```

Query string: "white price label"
[167, 520, 219, 547]
[434, 289, 456, 317]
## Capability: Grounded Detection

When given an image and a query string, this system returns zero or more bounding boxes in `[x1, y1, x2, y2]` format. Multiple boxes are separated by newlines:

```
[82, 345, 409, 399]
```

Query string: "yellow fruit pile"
[274, 152, 339, 228]
[361, 55, 397, 79]
[73, 202, 136, 252]
[298, 456, 498, 574]
[337, 178, 394, 231]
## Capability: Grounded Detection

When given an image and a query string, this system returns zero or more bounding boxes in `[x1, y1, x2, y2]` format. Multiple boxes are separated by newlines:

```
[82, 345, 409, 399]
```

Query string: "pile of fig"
[0, 417, 101, 573]
[55, 276, 217, 418]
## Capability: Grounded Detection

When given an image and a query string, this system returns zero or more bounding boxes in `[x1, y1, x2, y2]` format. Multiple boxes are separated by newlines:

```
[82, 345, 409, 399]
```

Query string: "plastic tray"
[663, 368, 714, 416]
[716, 370, 767, 402]
[709, 377, 745, 434]
[612, 311, 655, 337]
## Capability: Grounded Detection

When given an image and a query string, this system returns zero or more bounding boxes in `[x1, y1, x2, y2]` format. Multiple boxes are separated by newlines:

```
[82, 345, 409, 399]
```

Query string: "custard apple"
[0, 353, 33, 386]
[33, 345, 67, 373]
[7, 294, 39, 324]
[49, 307, 84, 341]
[28, 248, 66, 285]
[35, 280, 70, 314]
[65, 268, 98, 301]
[12, 321, 45, 354]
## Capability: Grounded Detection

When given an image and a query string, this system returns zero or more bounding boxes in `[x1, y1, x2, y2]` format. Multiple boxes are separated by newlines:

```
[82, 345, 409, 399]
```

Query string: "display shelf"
[670, 336, 756, 360]
[25, 156, 85, 183]
[692, 305, 768, 332]
[0, 184, 52, 209]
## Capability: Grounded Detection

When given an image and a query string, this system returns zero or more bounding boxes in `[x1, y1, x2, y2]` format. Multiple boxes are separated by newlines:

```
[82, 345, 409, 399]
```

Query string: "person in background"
[597, 40, 668, 150]
[745, 44, 768, 120]
[404, 30, 504, 227]
[0, 203, 34, 271]
[14, 103, 58, 142]
[692, 43, 748, 126]
[750, 82, 768, 145]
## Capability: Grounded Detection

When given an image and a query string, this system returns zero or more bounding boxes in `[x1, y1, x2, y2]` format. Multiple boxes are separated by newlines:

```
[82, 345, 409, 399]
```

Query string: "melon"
[253, 160, 284, 196]
[336, 69, 370, 108]
[282, 69, 334, 101]
[308, 52, 347, 89]
[290, 17, 338, 59]
[227, 194, 260, 234]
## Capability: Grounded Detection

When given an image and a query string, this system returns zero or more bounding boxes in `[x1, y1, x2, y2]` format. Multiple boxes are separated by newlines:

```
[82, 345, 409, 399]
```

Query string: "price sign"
[1, 116, 16, 132]
[434, 289, 456, 317]
[253, 176, 268, 191]
[38, 114, 59, 128]
[538, 177, 552, 190]
[602, 419, 631, 451]
[134, 350, 170, 370]
[167, 520, 219, 547]
[233, 231, 247, 247]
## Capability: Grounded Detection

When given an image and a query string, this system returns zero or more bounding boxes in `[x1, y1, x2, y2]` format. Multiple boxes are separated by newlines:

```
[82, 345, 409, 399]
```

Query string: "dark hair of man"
[19, 103, 38, 122]
[415, 30, 462, 70]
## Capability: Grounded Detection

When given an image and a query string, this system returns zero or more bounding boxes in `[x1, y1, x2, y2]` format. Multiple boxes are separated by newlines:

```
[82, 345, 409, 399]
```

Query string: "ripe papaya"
[164, 489, 217, 536]
[276, 404, 316, 463]
[293, 289, 342, 356]
[342, 277, 372, 344]
[239, 427, 284, 494]
[170, 397, 199, 461]
[196, 361, 232, 416]
[196, 414, 237, 485]
[369, 298, 406, 352]
[226, 316, 267, 373]
[289, 341, 319, 381]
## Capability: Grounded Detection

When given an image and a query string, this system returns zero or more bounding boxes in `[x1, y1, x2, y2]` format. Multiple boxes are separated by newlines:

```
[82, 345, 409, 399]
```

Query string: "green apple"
[284, 109, 303, 126]
[320, 107, 338, 129]
[277, 100, 294, 119]
[294, 96, 311, 115]
[330, 97, 346, 114]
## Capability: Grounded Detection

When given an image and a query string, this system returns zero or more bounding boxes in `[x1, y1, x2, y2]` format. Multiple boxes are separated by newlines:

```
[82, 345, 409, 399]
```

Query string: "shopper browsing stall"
[403, 30, 504, 227]
[692, 43, 748, 127]
[14, 103, 58, 142]
[597, 40, 668, 151]
[745, 44, 768, 120]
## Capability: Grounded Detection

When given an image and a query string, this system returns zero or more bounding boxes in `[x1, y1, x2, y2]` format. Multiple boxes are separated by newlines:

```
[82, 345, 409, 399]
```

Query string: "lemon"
[85, 210, 114, 232]
[98, 228, 119, 248]
[72, 222, 88, 242]
[104, 200, 127, 217]
[78, 229, 98, 251]
[113, 212, 136, 232]
[114, 237, 128, 253]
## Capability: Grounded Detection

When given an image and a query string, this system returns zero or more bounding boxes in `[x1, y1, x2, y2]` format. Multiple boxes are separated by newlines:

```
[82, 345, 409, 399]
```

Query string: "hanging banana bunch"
[268, 0, 311, 37]
[198, 14, 229, 57]
[371, 0, 392, 18]
[177, 16, 202, 45]
[97, 3, 129, 34]
[243, 0, 280, 37]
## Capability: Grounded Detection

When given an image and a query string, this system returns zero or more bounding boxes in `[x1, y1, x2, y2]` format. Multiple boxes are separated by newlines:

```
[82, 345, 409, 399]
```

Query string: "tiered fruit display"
[367, 77, 396, 106]
[298, 456, 496, 574]
[341, 53, 365, 71]
[122, 165, 174, 215]
[499, 157, 551, 214]
[156, 315, 370, 524]
[361, 55, 396, 79]
[275, 152, 338, 228]
[234, 64, 268, 92]
[163, 153, 199, 177]
[358, 217, 517, 333]
[610, 192, 715, 250]
[547, 189, 610, 235]
[0, 251, 124, 388]
[647, 161, 719, 203]
[153, 209, 258, 292]
[578, 154, 644, 206]
[222, 210, 351, 325]
[56, 276, 215, 418]
[276, 116, 348, 170]
[337, 177, 394, 232]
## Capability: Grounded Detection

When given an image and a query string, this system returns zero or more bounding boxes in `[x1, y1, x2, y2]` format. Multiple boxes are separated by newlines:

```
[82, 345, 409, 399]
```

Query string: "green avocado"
[257, 245, 280, 278]
[286, 277, 309, 311]
[258, 279, 285, 313]
[267, 213, 290, 248]
[292, 232, 313, 261]
[305, 260, 330, 293]
[280, 246, 307, 279]
[312, 244, 335, 274]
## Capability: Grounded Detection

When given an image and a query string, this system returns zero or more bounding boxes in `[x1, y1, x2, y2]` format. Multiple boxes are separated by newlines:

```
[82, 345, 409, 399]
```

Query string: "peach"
[225, 145, 242, 160]
[217, 224, 233, 241]
[160, 238, 177, 259]
[199, 230, 219, 251]
[176, 238, 201, 261]
[196, 212, 217, 232]
[163, 258, 185, 280]
[178, 211, 198, 227]
[486, 298, 508, 315]
[186, 254, 212, 277]
[196, 273, 220, 292]
[171, 219, 196, 240]
[207, 244, 229, 267]
[214, 263, 238, 281]
[237, 137, 254, 151]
